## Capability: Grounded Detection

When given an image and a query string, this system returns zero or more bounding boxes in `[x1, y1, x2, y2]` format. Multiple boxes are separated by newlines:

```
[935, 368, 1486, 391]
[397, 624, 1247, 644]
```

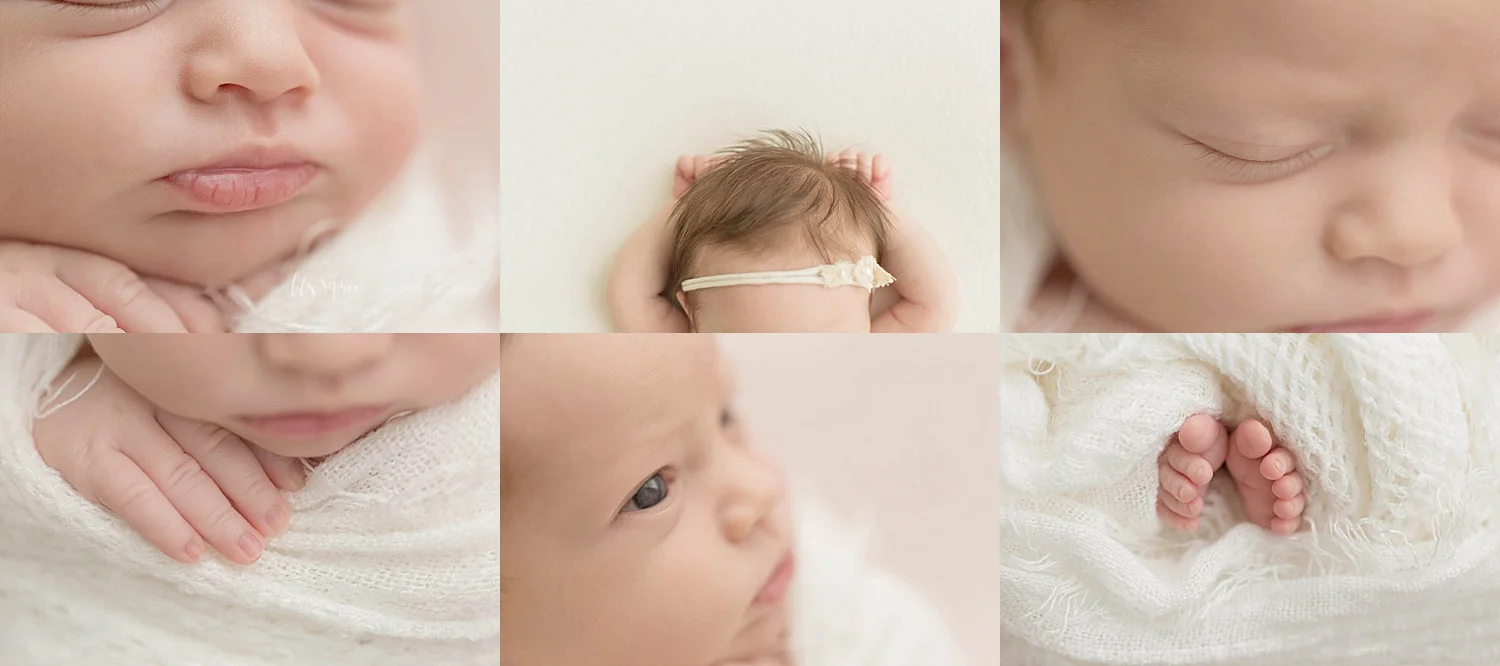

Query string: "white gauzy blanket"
[0, 335, 499, 666]
[790, 491, 967, 666]
[234, 150, 499, 333]
[1000, 334, 1500, 665]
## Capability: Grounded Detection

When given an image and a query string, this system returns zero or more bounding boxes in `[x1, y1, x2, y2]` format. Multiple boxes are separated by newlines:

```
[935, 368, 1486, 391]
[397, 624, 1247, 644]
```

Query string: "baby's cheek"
[311, 41, 423, 219]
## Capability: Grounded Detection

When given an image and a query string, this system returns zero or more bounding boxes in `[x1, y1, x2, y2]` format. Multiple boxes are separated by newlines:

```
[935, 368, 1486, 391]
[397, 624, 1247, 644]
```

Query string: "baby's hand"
[0, 242, 189, 333]
[828, 149, 893, 200]
[33, 354, 306, 564]
[674, 154, 722, 199]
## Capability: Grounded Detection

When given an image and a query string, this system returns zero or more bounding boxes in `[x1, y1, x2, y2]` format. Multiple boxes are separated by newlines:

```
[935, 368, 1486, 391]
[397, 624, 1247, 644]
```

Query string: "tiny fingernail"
[240, 532, 263, 560]
[184, 539, 204, 561]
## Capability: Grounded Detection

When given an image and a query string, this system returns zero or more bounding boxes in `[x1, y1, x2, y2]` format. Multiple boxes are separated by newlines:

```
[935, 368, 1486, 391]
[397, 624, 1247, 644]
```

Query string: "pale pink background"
[720, 335, 1000, 666]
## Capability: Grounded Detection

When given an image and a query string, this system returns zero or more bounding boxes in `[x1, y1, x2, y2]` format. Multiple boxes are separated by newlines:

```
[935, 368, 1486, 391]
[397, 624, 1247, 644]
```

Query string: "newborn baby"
[1005, 0, 1500, 332]
[501, 335, 798, 666]
[32, 334, 498, 564]
[0, 1, 423, 332]
[609, 131, 959, 333]
[1157, 415, 1308, 535]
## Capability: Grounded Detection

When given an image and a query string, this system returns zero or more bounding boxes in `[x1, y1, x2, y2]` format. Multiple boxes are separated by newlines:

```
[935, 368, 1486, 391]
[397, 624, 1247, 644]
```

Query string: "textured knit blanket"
[1000, 334, 1500, 665]
[0, 335, 499, 665]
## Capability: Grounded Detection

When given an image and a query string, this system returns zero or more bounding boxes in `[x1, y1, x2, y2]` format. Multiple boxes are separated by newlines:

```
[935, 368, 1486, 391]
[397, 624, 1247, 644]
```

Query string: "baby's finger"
[250, 444, 307, 493]
[89, 449, 205, 563]
[673, 155, 696, 198]
[0, 307, 57, 332]
[871, 154, 893, 199]
[13, 281, 122, 333]
[158, 413, 292, 538]
[140, 278, 227, 333]
[693, 154, 717, 179]
[837, 148, 858, 170]
[123, 429, 264, 565]
[856, 152, 874, 183]
[55, 256, 188, 333]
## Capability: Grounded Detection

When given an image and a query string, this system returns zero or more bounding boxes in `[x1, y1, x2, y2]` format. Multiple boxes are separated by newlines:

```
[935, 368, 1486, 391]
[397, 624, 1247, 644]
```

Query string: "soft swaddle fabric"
[790, 490, 967, 666]
[1000, 334, 1500, 664]
[234, 151, 499, 333]
[0, 335, 499, 665]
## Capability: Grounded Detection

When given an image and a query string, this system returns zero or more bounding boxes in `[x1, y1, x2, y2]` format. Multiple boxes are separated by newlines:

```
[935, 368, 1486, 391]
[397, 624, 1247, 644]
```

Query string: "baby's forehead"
[695, 283, 872, 332]
[500, 335, 728, 482]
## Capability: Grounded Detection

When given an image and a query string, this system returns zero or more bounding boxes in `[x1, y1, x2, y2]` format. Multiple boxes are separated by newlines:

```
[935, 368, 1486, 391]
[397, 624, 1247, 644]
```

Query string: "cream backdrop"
[720, 335, 1001, 665]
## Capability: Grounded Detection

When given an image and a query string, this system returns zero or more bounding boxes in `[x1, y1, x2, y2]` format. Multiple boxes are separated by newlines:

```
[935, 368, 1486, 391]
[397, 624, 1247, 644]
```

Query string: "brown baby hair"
[664, 129, 894, 308]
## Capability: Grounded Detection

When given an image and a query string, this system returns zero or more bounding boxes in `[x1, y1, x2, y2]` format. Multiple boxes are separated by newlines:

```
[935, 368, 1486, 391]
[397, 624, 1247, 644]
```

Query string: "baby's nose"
[258, 334, 394, 376]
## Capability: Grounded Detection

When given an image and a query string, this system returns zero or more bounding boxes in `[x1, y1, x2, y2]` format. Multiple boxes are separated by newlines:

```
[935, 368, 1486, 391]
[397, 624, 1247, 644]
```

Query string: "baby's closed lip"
[237, 403, 393, 438]
[163, 144, 320, 215]
[1284, 309, 1433, 333]
[753, 549, 796, 606]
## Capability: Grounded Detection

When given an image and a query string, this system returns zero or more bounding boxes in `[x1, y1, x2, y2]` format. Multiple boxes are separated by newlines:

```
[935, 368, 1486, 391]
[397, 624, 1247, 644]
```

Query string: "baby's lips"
[165, 164, 319, 214]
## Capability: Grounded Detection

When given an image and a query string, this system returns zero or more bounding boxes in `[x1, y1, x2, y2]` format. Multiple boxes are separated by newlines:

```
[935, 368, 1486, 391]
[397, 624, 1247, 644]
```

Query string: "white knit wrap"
[0, 334, 499, 666]
[1000, 334, 1500, 665]
[790, 490, 967, 666]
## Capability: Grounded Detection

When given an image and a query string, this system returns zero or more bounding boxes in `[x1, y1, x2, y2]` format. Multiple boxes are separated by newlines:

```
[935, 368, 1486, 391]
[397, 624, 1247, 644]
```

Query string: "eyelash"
[48, 0, 163, 12]
[617, 469, 673, 517]
[1189, 142, 1323, 182]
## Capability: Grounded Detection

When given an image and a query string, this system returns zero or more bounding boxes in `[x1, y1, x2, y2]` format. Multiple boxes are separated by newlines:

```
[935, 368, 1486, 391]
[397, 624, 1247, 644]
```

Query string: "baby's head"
[1003, 0, 1500, 332]
[500, 335, 794, 666]
[668, 131, 894, 333]
[0, 1, 422, 287]
[86, 333, 497, 458]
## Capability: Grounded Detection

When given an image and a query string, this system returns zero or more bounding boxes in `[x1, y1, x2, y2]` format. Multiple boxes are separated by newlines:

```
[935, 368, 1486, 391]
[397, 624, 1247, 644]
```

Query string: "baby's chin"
[226, 419, 387, 460]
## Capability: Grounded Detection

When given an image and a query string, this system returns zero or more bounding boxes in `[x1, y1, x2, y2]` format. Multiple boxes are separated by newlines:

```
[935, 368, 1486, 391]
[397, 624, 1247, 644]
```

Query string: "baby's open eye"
[621, 472, 669, 513]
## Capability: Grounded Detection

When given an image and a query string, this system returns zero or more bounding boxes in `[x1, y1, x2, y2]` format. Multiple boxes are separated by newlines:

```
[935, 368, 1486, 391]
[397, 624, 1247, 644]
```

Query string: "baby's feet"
[1224, 419, 1306, 535]
[828, 149, 893, 200]
[1157, 414, 1229, 531]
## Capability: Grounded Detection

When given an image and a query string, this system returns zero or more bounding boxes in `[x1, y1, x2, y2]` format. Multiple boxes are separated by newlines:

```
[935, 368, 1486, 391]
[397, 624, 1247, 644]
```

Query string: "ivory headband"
[680, 255, 896, 292]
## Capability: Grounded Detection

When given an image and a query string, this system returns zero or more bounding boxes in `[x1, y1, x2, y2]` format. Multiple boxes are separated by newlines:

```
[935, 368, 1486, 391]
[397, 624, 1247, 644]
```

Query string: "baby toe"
[1273, 494, 1306, 520]
[1232, 419, 1275, 459]
[1159, 463, 1199, 503]
[1163, 442, 1212, 485]
[1260, 447, 1296, 481]
[1177, 414, 1221, 453]
[1272, 471, 1304, 500]
[1157, 501, 1200, 531]
[1159, 486, 1204, 518]
[1270, 516, 1301, 535]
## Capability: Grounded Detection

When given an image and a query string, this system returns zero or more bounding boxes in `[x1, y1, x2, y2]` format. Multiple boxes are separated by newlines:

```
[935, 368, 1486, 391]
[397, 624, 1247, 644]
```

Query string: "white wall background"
[500, 0, 1001, 332]
[720, 335, 1001, 666]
